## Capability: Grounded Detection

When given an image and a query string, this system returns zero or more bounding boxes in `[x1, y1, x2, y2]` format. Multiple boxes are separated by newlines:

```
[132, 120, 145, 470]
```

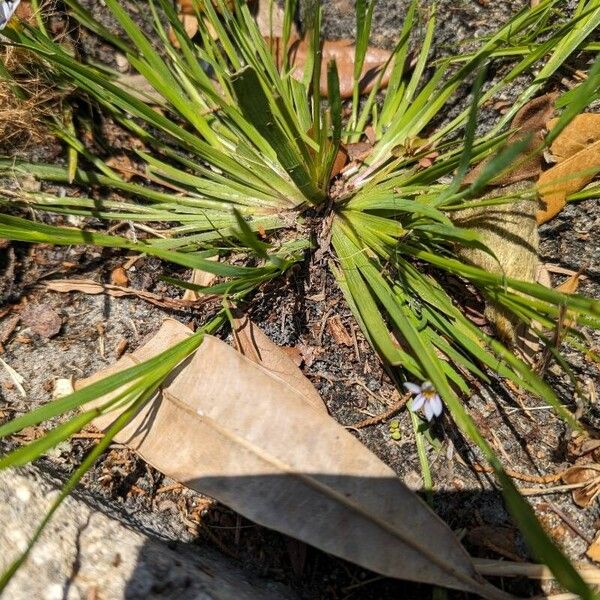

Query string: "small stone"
[53, 378, 74, 399]
[21, 305, 62, 339]
[115, 53, 129, 72]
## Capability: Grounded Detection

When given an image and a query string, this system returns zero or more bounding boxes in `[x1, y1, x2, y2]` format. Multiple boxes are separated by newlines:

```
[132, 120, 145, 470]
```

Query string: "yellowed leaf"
[536, 139, 600, 223]
[556, 273, 580, 294]
[547, 113, 600, 161]
[77, 320, 512, 599]
[587, 534, 600, 563]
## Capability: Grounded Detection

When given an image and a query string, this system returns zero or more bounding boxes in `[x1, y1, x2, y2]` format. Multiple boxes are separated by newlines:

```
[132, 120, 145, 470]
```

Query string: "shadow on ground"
[121, 477, 543, 600]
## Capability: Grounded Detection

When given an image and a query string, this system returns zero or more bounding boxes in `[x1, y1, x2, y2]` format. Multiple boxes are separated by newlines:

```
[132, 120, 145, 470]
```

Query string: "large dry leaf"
[536, 139, 600, 223]
[231, 313, 327, 413]
[463, 94, 556, 187]
[79, 320, 512, 599]
[547, 113, 600, 161]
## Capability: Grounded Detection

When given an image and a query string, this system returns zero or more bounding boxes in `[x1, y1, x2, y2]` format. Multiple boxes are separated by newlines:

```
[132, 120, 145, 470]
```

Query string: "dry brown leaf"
[327, 314, 353, 347]
[562, 464, 600, 507]
[331, 146, 349, 178]
[45, 279, 215, 310]
[287, 39, 392, 99]
[587, 534, 600, 563]
[463, 94, 556, 187]
[168, 14, 199, 47]
[547, 114, 600, 161]
[182, 259, 218, 302]
[536, 138, 600, 223]
[176, 0, 287, 40]
[110, 266, 129, 287]
[105, 155, 139, 181]
[170, 1, 388, 99]
[78, 320, 513, 600]
[114, 74, 166, 106]
[466, 526, 521, 561]
[178, 0, 236, 14]
[555, 272, 580, 294]
[232, 313, 326, 413]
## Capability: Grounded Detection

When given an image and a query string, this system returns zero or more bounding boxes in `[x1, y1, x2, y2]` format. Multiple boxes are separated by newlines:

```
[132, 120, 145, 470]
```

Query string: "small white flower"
[404, 380, 443, 421]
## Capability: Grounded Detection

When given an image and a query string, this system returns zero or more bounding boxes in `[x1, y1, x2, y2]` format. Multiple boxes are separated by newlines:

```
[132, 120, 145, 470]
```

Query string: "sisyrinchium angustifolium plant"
[1, 0, 600, 595]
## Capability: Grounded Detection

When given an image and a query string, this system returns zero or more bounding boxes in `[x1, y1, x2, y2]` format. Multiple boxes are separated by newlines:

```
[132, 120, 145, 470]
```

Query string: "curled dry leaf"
[78, 320, 512, 599]
[536, 139, 600, 224]
[231, 313, 326, 413]
[45, 278, 215, 310]
[547, 114, 600, 162]
[562, 464, 600, 508]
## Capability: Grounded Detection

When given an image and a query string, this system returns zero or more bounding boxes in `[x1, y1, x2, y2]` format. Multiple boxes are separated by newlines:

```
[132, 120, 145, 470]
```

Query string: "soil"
[1, 1, 600, 599]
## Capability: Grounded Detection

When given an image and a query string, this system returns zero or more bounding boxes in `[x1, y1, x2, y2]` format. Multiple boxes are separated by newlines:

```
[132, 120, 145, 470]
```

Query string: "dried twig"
[346, 393, 410, 430]
[473, 463, 565, 484]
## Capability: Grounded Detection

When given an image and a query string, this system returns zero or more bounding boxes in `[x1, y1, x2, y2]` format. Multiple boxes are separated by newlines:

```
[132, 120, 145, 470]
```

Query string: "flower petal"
[410, 394, 425, 412]
[423, 400, 434, 422]
[403, 382, 422, 395]
[431, 394, 443, 417]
